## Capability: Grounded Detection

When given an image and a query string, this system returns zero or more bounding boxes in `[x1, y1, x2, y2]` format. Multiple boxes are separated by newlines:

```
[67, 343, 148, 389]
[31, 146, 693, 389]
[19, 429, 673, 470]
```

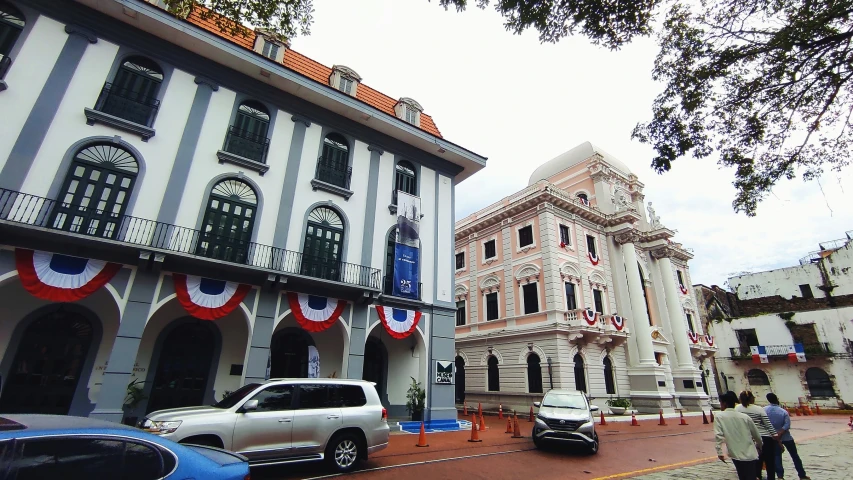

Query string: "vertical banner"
[394, 191, 421, 298]
[308, 346, 320, 378]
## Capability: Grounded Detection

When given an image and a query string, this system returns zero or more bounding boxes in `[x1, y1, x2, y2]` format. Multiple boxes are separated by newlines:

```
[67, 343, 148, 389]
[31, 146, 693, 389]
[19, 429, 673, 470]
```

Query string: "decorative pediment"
[682, 299, 696, 312]
[479, 274, 501, 293]
[515, 263, 541, 284]
[588, 272, 607, 290]
[455, 284, 469, 300]
[560, 262, 582, 283]
[650, 328, 670, 343]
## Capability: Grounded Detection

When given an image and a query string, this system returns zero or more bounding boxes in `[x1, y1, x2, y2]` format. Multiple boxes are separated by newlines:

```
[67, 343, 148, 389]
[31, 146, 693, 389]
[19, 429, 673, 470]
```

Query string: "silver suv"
[532, 389, 600, 454]
[139, 378, 390, 472]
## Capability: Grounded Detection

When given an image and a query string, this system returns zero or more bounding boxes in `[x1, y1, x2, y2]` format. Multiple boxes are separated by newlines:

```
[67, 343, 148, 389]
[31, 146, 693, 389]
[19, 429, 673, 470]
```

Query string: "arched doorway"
[146, 322, 217, 413]
[527, 354, 543, 394]
[455, 355, 466, 403]
[197, 178, 258, 264]
[301, 206, 345, 281]
[0, 309, 94, 415]
[363, 338, 388, 405]
[805, 368, 835, 397]
[603, 356, 616, 395]
[573, 354, 587, 393]
[270, 328, 313, 378]
[487, 355, 500, 392]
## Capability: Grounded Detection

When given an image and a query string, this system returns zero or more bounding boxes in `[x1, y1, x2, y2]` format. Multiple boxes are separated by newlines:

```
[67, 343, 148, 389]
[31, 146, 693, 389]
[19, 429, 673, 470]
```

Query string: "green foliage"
[163, 0, 314, 41]
[605, 397, 631, 408]
[406, 377, 426, 414]
[779, 311, 796, 321]
[124, 378, 148, 410]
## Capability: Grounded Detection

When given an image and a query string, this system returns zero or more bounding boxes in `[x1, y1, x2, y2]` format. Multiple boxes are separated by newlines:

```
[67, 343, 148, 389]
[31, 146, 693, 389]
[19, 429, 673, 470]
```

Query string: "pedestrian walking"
[765, 393, 810, 480]
[736, 390, 778, 480]
[715, 391, 764, 480]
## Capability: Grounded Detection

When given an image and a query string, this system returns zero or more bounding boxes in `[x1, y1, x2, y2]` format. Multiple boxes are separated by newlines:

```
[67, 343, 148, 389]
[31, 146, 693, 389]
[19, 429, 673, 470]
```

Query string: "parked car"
[141, 378, 390, 473]
[0, 414, 250, 480]
[531, 389, 600, 454]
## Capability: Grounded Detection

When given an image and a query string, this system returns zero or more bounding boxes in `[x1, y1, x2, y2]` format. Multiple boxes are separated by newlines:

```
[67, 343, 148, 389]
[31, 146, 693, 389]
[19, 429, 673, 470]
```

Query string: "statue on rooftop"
[647, 202, 661, 228]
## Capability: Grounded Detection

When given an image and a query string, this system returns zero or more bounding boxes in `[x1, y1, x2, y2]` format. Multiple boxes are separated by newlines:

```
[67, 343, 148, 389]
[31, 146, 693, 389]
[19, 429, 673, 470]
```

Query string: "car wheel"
[588, 433, 599, 455]
[326, 433, 360, 473]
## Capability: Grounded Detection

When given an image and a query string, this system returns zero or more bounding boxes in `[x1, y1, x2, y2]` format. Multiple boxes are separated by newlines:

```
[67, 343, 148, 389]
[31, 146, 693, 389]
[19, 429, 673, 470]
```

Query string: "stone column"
[243, 289, 277, 384]
[90, 268, 159, 422]
[615, 231, 656, 366]
[346, 304, 369, 379]
[653, 250, 695, 369]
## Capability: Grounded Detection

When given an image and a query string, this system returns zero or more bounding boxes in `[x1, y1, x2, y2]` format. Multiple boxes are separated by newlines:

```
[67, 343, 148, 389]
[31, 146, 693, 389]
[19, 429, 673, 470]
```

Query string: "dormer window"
[330, 65, 361, 97]
[395, 97, 423, 127]
[253, 32, 286, 62]
[261, 40, 279, 60]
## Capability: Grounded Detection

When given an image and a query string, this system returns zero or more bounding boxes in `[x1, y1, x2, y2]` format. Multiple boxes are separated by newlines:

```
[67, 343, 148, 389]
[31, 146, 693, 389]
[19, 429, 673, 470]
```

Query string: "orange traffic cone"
[795, 406, 801, 416]
[659, 409, 667, 426]
[505, 417, 513, 433]
[709, 410, 714, 423]
[479, 413, 487, 432]
[631, 412, 640, 426]
[528, 405, 535, 422]
[415, 422, 429, 447]
[702, 411, 709, 424]
[815, 404, 821, 415]
[600, 411, 607, 426]
[463, 404, 468, 416]
[511, 414, 524, 438]
[498, 404, 503, 420]
[805, 405, 812, 416]
[679, 411, 688, 426]
[468, 414, 482, 442]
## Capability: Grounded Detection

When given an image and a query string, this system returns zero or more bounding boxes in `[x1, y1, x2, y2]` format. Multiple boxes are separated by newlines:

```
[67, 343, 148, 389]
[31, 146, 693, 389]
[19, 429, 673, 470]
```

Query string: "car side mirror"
[241, 399, 259, 412]
[533, 402, 541, 408]
[589, 405, 600, 412]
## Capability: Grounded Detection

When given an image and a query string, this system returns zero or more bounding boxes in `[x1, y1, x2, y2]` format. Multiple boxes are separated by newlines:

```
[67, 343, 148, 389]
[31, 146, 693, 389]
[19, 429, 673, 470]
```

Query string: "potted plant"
[406, 377, 426, 421]
[605, 397, 631, 415]
[123, 378, 148, 426]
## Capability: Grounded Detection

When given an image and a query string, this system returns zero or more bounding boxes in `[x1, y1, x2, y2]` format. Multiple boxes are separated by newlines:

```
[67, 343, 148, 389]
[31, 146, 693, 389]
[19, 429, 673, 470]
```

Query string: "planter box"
[609, 407, 627, 415]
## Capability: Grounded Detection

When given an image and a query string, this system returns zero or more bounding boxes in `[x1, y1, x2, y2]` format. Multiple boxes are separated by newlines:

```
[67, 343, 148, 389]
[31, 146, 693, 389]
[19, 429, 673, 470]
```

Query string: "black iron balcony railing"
[314, 155, 352, 189]
[729, 343, 833, 359]
[0, 54, 11, 80]
[382, 275, 422, 300]
[222, 126, 270, 164]
[0, 188, 381, 290]
[94, 82, 160, 127]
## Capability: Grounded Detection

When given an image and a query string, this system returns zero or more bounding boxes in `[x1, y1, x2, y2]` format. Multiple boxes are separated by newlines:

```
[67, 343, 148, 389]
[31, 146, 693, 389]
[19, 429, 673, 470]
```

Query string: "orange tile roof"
[177, 5, 442, 138]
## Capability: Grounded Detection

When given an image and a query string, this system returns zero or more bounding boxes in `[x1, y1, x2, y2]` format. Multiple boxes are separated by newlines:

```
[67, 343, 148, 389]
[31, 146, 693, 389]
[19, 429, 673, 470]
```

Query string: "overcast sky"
[294, 0, 853, 287]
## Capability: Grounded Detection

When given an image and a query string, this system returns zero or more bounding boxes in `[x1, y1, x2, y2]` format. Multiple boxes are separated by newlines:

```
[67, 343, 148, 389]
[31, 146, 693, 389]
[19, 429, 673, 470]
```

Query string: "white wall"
[436, 174, 453, 302]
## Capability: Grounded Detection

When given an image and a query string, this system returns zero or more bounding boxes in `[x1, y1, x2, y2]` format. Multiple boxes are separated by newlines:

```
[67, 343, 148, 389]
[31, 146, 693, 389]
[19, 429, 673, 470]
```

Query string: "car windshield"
[213, 383, 261, 409]
[542, 393, 587, 409]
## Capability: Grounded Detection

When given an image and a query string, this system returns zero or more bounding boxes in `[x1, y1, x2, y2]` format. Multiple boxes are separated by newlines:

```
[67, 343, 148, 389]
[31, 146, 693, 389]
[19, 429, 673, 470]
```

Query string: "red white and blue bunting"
[687, 331, 700, 344]
[679, 284, 689, 295]
[15, 248, 121, 302]
[376, 306, 421, 339]
[588, 251, 600, 266]
[288, 293, 347, 332]
[173, 274, 251, 321]
[582, 308, 598, 326]
[611, 315, 625, 331]
[704, 335, 715, 347]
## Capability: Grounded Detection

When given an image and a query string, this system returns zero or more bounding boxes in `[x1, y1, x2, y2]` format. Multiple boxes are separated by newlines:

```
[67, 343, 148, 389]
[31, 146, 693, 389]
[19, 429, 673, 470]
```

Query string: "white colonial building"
[453, 142, 717, 413]
[0, 0, 486, 427]
[704, 232, 853, 408]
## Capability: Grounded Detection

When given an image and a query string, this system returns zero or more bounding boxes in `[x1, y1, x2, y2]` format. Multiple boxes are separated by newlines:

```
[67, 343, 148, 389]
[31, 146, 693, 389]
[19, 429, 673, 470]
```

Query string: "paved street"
[252, 415, 852, 480]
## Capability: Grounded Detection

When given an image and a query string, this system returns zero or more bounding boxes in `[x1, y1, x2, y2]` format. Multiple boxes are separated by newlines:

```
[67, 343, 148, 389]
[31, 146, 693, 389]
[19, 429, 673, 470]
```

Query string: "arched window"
[747, 369, 770, 386]
[50, 143, 139, 239]
[487, 355, 500, 392]
[98, 56, 164, 126]
[0, 2, 25, 63]
[805, 368, 835, 397]
[302, 206, 344, 281]
[394, 160, 416, 204]
[455, 355, 466, 403]
[197, 178, 258, 264]
[639, 263, 654, 326]
[224, 100, 271, 163]
[603, 356, 616, 395]
[316, 133, 351, 188]
[574, 354, 587, 392]
[527, 353, 543, 394]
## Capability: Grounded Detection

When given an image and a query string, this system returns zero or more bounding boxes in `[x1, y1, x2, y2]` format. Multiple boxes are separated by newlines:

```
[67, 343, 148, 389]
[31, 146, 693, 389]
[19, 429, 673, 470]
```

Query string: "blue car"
[0, 414, 250, 480]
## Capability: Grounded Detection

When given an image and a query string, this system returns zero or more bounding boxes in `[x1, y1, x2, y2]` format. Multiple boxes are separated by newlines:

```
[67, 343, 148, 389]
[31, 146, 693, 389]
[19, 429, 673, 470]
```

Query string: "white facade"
[0, 0, 485, 425]
[706, 233, 853, 408]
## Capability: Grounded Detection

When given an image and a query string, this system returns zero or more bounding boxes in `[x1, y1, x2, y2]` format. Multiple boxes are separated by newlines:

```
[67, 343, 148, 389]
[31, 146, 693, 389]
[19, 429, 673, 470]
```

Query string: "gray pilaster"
[89, 269, 158, 422]
[346, 304, 369, 379]
[427, 308, 457, 421]
[360, 146, 383, 266]
[155, 78, 217, 225]
[467, 241, 478, 322]
[539, 207, 561, 312]
[244, 290, 276, 383]
[0, 27, 95, 190]
[271, 115, 310, 248]
[501, 225, 514, 316]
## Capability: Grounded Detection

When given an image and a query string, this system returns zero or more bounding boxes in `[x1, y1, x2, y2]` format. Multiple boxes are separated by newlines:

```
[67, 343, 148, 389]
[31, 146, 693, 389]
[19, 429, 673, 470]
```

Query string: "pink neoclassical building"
[452, 142, 718, 413]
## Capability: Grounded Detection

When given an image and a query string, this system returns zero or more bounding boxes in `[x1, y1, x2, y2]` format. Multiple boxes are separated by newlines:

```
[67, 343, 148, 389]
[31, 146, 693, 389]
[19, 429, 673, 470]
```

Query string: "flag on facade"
[751, 345, 768, 364]
[788, 344, 807, 363]
[15, 248, 122, 302]
[393, 191, 421, 299]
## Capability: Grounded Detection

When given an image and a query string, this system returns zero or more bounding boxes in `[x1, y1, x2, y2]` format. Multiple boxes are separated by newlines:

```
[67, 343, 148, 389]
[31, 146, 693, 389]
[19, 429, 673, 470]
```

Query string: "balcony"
[84, 83, 159, 141]
[216, 126, 270, 175]
[311, 155, 353, 199]
[564, 309, 628, 347]
[0, 188, 382, 294]
[729, 343, 833, 360]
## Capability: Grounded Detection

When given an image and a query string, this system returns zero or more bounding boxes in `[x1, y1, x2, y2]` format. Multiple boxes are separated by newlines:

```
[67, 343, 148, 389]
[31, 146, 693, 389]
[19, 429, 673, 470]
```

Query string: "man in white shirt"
[715, 391, 764, 480]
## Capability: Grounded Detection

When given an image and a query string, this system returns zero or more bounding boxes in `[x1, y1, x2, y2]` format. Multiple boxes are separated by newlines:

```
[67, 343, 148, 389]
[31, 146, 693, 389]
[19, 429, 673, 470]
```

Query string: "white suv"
[139, 378, 390, 472]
